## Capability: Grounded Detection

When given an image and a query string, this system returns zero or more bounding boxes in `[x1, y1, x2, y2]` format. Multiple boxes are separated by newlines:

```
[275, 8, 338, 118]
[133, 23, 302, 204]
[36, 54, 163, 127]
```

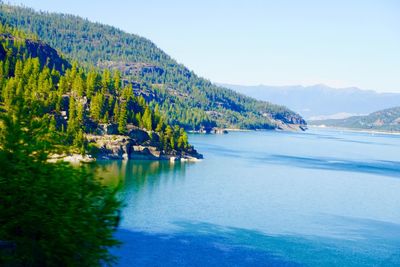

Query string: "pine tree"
[101, 69, 111, 94]
[67, 96, 77, 140]
[142, 106, 153, 131]
[72, 74, 85, 97]
[136, 113, 143, 128]
[169, 136, 175, 150]
[58, 77, 68, 94]
[90, 92, 104, 121]
[14, 59, 23, 78]
[76, 101, 84, 124]
[113, 70, 121, 95]
[164, 125, 174, 151]
[155, 117, 164, 132]
[101, 111, 108, 123]
[113, 101, 119, 123]
[177, 128, 188, 150]
[118, 101, 127, 134]
[86, 70, 97, 98]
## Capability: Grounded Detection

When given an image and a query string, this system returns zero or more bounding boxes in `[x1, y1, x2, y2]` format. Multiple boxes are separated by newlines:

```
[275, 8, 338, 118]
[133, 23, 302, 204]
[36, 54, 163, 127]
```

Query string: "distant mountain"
[0, 3, 305, 131]
[309, 107, 400, 132]
[220, 83, 400, 120]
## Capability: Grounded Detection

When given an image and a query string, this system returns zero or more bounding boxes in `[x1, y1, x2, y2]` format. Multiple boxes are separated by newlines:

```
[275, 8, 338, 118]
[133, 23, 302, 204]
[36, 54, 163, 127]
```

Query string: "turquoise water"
[100, 129, 400, 266]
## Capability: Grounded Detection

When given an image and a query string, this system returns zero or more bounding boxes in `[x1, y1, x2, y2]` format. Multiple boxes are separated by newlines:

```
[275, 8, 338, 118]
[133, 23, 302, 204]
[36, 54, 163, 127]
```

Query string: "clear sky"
[5, 0, 400, 92]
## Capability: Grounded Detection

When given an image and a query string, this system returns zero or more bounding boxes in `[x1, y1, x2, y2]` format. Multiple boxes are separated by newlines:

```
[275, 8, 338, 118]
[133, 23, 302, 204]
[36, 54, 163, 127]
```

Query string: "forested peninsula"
[0, 23, 204, 161]
[0, 3, 306, 135]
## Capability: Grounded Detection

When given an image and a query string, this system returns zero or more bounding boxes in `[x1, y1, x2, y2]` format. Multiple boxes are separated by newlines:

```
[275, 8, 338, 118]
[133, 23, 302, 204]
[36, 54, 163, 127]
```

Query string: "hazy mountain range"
[220, 83, 400, 120]
[310, 106, 400, 132]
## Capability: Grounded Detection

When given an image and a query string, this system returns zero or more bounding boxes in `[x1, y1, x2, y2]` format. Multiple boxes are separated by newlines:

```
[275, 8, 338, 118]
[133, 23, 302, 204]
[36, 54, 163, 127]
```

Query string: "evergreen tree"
[142, 106, 153, 131]
[86, 70, 97, 98]
[155, 117, 164, 132]
[118, 101, 127, 134]
[90, 92, 104, 121]
[113, 70, 121, 95]
[101, 69, 111, 94]
[72, 74, 85, 97]
[0, 98, 121, 266]
[113, 101, 119, 123]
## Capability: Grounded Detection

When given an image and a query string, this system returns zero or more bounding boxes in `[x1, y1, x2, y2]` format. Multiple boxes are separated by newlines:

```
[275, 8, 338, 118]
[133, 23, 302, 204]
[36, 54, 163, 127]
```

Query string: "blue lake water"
[99, 128, 400, 266]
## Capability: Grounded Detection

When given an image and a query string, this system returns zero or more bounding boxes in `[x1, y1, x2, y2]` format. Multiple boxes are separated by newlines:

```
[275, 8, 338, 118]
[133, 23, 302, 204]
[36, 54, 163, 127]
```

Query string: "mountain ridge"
[309, 106, 400, 132]
[220, 83, 400, 120]
[0, 3, 306, 131]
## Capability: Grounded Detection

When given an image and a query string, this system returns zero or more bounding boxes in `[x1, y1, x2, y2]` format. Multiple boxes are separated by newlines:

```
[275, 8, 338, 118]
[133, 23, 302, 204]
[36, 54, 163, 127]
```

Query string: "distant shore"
[188, 125, 306, 134]
[309, 125, 400, 136]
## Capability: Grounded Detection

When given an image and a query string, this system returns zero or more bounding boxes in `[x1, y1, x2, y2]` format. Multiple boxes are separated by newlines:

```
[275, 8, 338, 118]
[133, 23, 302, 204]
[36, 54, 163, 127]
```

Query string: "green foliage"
[0, 88, 121, 266]
[0, 22, 201, 265]
[90, 92, 104, 121]
[117, 101, 127, 134]
[0, 23, 193, 154]
[142, 106, 152, 131]
[0, 3, 305, 130]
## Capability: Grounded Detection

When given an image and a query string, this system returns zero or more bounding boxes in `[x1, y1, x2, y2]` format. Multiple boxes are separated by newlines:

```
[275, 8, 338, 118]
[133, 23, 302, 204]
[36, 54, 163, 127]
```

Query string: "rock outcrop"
[86, 127, 203, 162]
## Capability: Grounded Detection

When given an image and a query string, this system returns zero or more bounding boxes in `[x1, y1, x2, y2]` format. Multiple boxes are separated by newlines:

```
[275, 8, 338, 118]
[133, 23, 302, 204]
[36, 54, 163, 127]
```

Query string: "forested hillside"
[0, 3, 306, 131]
[310, 107, 400, 132]
[0, 23, 198, 159]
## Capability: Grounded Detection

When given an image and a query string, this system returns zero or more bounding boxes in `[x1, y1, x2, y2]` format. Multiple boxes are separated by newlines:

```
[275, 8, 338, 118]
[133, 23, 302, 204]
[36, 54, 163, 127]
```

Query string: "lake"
[98, 128, 400, 266]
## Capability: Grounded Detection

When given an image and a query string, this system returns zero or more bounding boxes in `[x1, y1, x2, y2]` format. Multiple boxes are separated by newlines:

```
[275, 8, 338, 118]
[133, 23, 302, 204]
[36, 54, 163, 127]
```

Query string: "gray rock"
[128, 128, 150, 144]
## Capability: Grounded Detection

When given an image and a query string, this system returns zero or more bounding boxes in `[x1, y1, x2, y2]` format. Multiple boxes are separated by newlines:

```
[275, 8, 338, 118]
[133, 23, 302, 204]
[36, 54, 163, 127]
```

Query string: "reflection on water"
[260, 154, 400, 177]
[92, 160, 190, 197]
[91, 129, 400, 266]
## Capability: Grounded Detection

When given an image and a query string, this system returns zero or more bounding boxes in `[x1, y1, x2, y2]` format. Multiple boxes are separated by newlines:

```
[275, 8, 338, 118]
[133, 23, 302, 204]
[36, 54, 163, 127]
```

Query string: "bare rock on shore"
[86, 129, 203, 161]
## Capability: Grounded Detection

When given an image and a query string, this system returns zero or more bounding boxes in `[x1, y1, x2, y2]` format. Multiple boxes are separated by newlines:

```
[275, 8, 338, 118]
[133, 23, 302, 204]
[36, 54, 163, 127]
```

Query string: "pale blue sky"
[6, 0, 400, 92]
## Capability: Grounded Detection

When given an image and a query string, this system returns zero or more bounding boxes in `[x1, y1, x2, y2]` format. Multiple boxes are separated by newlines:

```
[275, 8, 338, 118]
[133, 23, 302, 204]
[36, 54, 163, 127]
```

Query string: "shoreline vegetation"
[50, 125, 307, 163]
[0, 83, 121, 267]
[0, 24, 199, 162]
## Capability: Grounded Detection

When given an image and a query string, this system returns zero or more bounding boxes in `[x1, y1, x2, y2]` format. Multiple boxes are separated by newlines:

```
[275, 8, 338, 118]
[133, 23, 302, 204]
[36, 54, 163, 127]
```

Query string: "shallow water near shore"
[96, 128, 400, 266]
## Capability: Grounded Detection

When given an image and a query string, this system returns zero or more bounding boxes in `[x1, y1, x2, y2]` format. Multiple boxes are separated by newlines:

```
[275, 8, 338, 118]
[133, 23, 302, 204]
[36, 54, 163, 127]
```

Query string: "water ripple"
[259, 155, 400, 178]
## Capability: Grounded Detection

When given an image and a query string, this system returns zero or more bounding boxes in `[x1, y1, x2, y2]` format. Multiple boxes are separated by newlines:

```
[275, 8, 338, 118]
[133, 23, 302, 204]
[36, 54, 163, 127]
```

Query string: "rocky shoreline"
[49, 126, 203, 163]
[48, 124, 308, 164]
[87, 133, 202, 162]
[189, 124, 307, 134]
